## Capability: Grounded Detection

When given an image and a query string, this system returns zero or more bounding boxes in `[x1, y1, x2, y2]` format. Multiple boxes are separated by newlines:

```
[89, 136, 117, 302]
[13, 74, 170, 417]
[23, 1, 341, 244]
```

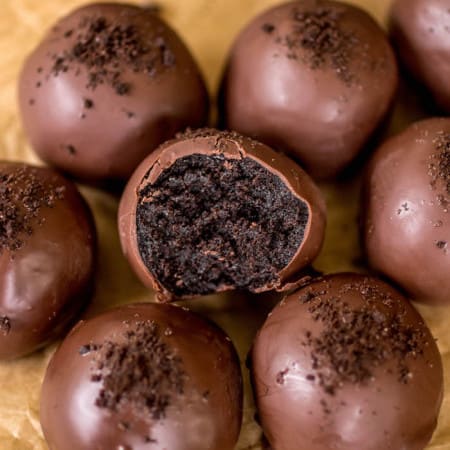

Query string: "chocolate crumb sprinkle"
[117, 421, 130, 431]
[0, 317, 11, 336]
[272, 6, 359, 84]
[115, 82, 130, 96]
[49, 14, 176, 95]
[83, 98, 94, 109]
[88, 320, 186, 421]
[303, 280, 426, 395]
[430, 132, 450, 210]
[0, 166, 65, 253]
[66, 145, 76, 155]
[436, 240, 447, 250]
[262, 23, 275, 34]
[79, 343, 98, 355]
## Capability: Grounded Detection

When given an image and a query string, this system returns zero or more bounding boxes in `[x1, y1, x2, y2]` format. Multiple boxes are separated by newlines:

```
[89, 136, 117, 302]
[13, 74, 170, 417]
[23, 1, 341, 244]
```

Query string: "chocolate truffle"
[221, 0, 398, 179]
[18, 3, 209, 182]
[390, 0, 450, 113]
[250, 273, 443, 450]
[0, 162, 96, 359]
[363, 118, 450, 306]
[118, 129, 326, 301]
[40, 303, 243, 450]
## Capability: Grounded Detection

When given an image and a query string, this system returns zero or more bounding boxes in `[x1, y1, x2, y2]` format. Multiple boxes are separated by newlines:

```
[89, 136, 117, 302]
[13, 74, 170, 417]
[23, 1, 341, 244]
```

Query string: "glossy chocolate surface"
[118, 129, 326, 301]
[41, 303, 243, 450]
[251, 273, 443, 450]
[221, 0, 398, 179]
[18, 2, 209, 182]
[0, 162, 96, 359]
[363, 118, 450, 305]
[390, 0, 450, 113]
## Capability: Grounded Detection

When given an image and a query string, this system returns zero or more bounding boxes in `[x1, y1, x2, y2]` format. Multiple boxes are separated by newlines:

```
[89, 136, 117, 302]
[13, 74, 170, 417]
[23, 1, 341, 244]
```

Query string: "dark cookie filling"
[136, 154, 309, 296]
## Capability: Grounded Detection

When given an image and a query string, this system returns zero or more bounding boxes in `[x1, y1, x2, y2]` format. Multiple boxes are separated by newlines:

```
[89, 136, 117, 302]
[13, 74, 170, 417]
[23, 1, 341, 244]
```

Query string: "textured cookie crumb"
[301, 279, 426, 394]
[0, 317, 11, 336]
[49, 12, 176, 95]
[430, 132, 450, 210]
[0, 166, 65, 253]
[136, 151, 308, 296]
[88, 321, 185, 421]
[270, 5, 359, 84]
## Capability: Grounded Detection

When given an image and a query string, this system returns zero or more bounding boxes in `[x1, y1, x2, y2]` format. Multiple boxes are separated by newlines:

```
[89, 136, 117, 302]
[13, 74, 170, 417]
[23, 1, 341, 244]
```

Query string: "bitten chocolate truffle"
[18, 3, 209, 182]
[250, 273, 443, 450]
[0, 162, 96, 359]
[363, 118, 450, 306]
[40, 303, 243, 450]
[390, 0, 450, 113]
[221, 0, 398, 179]
[118, 129, 326, 301]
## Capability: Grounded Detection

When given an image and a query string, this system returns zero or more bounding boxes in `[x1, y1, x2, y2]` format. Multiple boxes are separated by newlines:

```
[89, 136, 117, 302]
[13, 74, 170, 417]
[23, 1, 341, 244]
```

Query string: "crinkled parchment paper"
[0, 0, 449, 448]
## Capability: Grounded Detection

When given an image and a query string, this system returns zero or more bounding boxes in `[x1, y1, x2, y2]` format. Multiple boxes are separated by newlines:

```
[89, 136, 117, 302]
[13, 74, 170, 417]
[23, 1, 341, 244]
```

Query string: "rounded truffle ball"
[0, 162, 96, 359]
[221, 0, 398, 179]
[40, 303, 243, 450]
[390, 0, 450, 113]
[118, 129, 326, 301]
[363, 118, 450, 305]
[250, 273, 443, 450]
[18, 2, 209, 182]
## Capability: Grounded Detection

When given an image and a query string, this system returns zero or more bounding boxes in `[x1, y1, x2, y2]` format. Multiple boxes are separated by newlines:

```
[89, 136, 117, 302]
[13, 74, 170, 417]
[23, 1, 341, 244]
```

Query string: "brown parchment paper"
[0, 0, 449, 448]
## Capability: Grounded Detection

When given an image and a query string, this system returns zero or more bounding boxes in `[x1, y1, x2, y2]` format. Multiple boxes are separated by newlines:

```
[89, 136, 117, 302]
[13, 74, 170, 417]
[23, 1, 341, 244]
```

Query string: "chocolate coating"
[390, 0, 450, 113]
[0, 162, 96, 359]
[118, 129, 326, 301]
[221, 0, 398, 179]
[18, 3, 209, 182]
[363, 118, 450, 305]
[251, 273, 443, 450]
[41, 303, 243, 450]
